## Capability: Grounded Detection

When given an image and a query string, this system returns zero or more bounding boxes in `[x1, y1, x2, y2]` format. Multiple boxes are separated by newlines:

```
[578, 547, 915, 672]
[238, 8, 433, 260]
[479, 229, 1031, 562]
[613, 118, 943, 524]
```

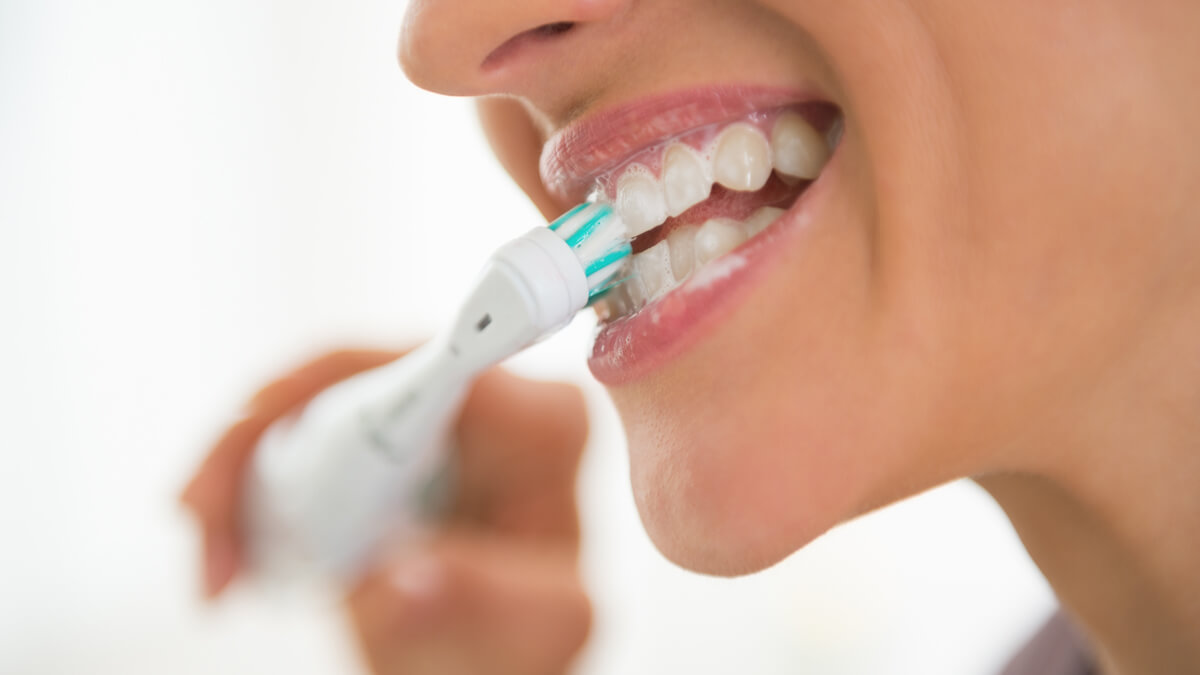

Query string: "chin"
[609, 364, 873, 577]
[622, 417, 835, 576]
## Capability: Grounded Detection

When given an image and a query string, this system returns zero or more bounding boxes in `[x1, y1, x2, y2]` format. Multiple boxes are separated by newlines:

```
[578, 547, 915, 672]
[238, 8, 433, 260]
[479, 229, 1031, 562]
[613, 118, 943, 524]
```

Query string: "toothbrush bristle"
[550, 203, 632, 300]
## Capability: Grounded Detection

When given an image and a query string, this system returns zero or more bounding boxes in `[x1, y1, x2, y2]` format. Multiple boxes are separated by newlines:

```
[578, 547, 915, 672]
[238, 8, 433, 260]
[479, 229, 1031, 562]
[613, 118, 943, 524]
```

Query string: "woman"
[183, 1, 1200, 672]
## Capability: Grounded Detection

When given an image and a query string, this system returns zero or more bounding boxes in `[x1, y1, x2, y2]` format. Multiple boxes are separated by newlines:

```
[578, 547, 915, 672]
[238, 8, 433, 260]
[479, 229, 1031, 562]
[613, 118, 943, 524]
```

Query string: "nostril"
[482, 22, 577, 70]
[532, 21, 575, 37]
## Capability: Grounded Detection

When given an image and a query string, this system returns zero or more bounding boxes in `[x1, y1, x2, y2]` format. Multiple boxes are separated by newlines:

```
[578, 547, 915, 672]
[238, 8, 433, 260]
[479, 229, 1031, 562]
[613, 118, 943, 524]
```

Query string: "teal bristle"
[584, 243, 633, 278]
[564, 204, 612, 248]
[586, 274, 633, 305]
[550, 202, 632, 300]
[584, 247, 633, 298]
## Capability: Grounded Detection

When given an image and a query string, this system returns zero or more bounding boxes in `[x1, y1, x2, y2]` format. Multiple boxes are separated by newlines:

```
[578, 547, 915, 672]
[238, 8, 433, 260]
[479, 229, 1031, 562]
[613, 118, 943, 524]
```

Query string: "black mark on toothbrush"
[476, 314, 493, 332]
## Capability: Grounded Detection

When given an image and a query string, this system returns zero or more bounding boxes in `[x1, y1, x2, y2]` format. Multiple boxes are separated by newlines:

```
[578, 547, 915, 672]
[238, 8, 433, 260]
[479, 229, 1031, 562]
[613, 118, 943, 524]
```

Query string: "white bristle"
[548, 203, 632, 298]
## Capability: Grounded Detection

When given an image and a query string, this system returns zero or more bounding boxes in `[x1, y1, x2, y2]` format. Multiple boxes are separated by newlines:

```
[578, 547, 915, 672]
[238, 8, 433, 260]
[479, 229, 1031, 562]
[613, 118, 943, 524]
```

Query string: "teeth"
[596, 108, 838, 320]
[771, 112, 829, 181]
[634, 240, 675, 300]
[743, 206, 785, 238]
[616, 165, 668, 237]
[695, 218, 747, 265]
[826, 115, 844, 149]
[624, 270, 648, 308]
[592, 296, 616, 322]
[712, 123, 772, 192]
[666, 226, 697, 281]
[662, 144, 711, 217]
[602, 206, 788, 318]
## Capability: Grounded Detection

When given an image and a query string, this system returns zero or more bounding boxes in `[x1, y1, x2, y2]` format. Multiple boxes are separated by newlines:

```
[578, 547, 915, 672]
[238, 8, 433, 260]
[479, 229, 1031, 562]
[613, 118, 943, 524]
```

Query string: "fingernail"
[179, 480, 200, 512]
[204, 532, 238, 599]
[390, 554, 443, 603]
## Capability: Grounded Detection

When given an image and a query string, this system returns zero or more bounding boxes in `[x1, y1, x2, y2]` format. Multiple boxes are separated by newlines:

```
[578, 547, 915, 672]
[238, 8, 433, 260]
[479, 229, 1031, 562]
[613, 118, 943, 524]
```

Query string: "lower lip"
[587, 151, 840, 385]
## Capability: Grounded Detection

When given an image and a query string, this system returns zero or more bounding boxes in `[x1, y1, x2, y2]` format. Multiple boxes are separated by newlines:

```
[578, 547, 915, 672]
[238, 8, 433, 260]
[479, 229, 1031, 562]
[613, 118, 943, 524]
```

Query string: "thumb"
[347, 533, 591, 675]
[457, 369, 590, 474]
[451, 370, 590, 538]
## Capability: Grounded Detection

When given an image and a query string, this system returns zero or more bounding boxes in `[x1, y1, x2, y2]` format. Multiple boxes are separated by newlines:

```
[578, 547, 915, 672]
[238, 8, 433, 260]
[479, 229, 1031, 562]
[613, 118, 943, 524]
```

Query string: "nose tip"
[399, 0, 628, 96]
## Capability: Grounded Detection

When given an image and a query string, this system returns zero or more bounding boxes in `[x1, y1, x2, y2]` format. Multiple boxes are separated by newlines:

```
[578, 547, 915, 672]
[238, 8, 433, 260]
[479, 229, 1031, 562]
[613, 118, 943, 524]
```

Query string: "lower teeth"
[595, 206, 786, 319]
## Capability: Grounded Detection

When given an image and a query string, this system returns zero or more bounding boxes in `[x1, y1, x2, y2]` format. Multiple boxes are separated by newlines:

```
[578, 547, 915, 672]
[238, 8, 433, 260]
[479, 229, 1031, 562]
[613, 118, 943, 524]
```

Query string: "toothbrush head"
[444, 203, 631, 371]
[548, 202, 631, 302]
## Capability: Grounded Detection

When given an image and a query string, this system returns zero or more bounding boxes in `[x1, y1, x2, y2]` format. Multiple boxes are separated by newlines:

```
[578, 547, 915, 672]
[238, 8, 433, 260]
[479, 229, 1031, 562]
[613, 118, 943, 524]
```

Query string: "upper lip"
[538, 85, 821, 205]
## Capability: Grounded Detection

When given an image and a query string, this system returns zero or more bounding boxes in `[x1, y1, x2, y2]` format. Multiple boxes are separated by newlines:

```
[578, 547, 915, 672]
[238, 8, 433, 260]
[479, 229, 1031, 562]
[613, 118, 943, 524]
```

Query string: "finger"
[453, 371, 589, 539]
[178, 415, 271, 598]
[201, 522, 239, 599]
[181, 415, 270, 520]
[347, 533, 591, 675]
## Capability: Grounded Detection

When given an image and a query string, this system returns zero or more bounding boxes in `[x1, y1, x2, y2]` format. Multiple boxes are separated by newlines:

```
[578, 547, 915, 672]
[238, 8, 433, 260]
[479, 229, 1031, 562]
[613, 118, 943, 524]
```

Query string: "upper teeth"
[662, 144, 710, 217]
[616, 165, 668, 234]
[607, 110, 832, 238]
[591, 108, 838, 321]
[712, 122, 772, 192]
[771, 111, 831, 181]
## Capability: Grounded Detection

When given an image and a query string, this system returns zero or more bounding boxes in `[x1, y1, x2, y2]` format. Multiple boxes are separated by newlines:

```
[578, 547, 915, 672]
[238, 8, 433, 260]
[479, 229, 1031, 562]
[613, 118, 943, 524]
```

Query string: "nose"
[399, 0, 630, 97]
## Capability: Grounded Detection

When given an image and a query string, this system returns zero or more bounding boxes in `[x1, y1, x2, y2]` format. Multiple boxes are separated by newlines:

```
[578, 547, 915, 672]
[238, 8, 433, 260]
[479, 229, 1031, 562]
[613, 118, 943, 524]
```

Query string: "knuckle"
[543, 383, 589, 452]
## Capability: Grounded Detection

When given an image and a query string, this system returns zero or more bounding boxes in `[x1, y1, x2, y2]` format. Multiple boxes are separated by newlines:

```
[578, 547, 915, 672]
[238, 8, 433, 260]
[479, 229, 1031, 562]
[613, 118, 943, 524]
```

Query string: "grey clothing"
[999, 611, 1097, 675]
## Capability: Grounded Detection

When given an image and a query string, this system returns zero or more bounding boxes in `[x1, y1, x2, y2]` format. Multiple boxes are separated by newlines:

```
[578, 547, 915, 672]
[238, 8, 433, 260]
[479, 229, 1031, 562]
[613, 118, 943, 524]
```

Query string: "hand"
[181, 349, 592, 675]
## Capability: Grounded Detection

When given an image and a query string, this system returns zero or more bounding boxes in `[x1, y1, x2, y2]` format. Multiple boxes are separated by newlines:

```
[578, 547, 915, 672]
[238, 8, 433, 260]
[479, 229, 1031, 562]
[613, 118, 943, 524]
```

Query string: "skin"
[185, 1, 1200, 673]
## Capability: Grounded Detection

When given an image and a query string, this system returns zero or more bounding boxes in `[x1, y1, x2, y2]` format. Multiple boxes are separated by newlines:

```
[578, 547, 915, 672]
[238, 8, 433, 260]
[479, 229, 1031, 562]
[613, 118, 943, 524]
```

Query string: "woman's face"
[401, 0, 1199, 574]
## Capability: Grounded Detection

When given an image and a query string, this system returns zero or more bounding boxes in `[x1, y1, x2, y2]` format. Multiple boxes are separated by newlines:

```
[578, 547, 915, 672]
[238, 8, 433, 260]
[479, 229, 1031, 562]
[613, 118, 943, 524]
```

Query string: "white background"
[0, 1, 1056, 673]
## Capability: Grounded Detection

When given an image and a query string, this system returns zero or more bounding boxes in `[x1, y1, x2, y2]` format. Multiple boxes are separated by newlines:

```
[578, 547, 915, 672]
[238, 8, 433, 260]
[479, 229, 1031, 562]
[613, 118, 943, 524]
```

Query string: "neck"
[977, 5, 1200, 671]
[979, 313, 1200, 675]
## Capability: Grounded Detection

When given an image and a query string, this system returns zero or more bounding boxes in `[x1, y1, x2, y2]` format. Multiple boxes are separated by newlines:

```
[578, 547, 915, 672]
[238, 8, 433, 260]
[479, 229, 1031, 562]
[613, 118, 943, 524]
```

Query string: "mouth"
[540, 86, 843, 383]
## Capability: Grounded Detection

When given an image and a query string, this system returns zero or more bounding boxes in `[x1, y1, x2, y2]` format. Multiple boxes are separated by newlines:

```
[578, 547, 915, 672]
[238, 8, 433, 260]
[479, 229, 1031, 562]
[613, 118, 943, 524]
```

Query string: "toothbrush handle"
[239, 226, 593, 588]
[242, 343, 470, 585]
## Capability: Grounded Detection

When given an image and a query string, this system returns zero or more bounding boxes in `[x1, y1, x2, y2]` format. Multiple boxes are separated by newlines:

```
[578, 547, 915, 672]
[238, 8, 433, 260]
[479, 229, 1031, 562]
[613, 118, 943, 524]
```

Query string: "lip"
[539, 85, 825, 205]
[541, 85, 840, 384]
